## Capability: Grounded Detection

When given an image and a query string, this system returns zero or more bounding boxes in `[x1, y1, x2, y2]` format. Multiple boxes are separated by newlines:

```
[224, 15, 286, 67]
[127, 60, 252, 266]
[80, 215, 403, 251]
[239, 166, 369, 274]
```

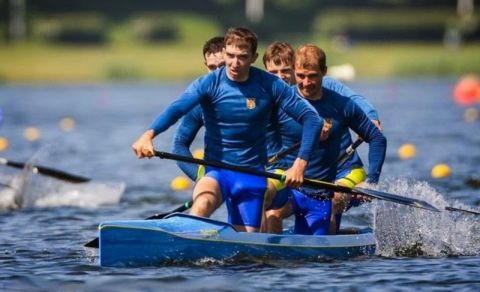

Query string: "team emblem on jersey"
[246, 97, 256, 109]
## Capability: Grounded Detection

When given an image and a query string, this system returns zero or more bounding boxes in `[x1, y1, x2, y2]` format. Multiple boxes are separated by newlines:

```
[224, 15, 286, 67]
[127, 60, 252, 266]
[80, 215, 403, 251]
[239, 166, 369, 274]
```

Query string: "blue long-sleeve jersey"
[322, 77, 380, 176]
[152, 66, 322, 171]
[268, 87, 386, 183]
[172, 76, 380, 181]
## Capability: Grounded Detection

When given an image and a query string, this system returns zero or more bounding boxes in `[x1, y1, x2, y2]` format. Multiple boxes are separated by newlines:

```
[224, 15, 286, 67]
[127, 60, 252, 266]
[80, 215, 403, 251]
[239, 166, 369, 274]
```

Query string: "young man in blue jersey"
[132, 27, 323, 232]
[262, 42, 383, 234]
[263, 44, 386, 235]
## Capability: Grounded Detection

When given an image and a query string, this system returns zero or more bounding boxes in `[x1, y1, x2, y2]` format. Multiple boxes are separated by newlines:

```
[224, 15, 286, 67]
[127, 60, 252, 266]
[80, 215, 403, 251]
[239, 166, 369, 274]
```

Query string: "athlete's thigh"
[230, 171, 268, 228]
[291, 189, 332, 235]
[196, 167, 229, 205]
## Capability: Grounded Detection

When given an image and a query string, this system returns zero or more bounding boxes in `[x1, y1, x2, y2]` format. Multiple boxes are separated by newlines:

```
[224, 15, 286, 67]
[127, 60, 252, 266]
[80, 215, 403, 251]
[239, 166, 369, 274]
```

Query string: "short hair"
[202, 36, 225, 57]
[262, 41, 295, 68]
[224, 27, 258, 55]
[295, 44, 327, 71]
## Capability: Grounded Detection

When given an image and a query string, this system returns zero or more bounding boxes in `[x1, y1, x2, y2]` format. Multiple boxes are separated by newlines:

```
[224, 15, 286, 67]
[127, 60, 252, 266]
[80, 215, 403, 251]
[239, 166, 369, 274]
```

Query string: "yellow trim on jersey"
[335, 167, 366, 188]
[196, 165, 206, 182]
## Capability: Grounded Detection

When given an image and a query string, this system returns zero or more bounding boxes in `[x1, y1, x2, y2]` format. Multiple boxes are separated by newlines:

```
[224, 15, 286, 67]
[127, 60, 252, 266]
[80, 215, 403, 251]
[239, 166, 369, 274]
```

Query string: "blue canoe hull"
[99, 213, 376, 267]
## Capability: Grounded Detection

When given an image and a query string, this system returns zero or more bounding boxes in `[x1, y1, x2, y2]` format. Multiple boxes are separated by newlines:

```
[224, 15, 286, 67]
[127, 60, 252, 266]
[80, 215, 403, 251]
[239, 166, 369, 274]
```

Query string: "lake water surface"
[1, 79, 480, 291]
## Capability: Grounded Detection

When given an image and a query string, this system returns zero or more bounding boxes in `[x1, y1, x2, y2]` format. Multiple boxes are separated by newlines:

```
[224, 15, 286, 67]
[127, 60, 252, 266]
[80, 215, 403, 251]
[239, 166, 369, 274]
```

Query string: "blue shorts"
[291, 188, 332, 235]
[205, 167, 267, 228]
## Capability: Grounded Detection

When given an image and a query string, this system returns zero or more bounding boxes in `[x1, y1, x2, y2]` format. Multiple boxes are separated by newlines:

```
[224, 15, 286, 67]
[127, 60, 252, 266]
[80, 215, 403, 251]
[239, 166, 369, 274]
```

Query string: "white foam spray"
[372, 178, 480, 257]
[0, 172, 124, 209]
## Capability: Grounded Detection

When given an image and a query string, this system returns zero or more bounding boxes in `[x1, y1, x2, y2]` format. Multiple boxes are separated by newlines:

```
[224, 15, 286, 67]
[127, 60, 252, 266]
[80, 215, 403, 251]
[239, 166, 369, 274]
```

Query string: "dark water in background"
[1, 79, 480, 291]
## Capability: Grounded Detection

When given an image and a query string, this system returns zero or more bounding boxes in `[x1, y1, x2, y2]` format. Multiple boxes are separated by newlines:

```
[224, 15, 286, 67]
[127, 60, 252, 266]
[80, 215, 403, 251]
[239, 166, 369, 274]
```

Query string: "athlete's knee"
[191, 177, 221, 216]
[266, 209, 283, 220]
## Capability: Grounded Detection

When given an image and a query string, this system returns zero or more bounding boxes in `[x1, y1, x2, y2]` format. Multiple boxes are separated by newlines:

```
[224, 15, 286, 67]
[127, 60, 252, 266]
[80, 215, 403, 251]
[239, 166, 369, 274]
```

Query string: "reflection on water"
[0, 79, 480, 290]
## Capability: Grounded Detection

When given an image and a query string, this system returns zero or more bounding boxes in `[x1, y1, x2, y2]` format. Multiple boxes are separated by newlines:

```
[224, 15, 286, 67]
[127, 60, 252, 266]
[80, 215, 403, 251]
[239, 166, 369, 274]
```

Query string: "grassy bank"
[0, 41, 479, 83]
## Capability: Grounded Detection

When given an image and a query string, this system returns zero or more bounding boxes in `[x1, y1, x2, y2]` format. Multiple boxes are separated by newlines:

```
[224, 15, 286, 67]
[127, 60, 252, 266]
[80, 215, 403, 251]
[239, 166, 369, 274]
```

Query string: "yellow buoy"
[431, 163, 451, 179]
[23, 127, 41, 141]
[59, 117, 75, 132]
[170, 176, 191, 191]
[193, 148, 204, 159]
[398, 143, 416, 160]
[0, 136, 8, 152]
[464, 107, 478, 123]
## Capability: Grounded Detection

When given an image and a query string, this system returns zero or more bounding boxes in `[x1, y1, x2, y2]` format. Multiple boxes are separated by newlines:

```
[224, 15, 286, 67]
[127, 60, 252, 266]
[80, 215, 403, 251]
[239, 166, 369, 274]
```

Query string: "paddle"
[83, 201, 194, 248]
[268, 142, 301, 164]
[445, 206, 480, 216]
[333, 139, 480, 216]
[155, 151, 440, 212]
[0, 157, 90, 183]
[338, 138, 363, 164]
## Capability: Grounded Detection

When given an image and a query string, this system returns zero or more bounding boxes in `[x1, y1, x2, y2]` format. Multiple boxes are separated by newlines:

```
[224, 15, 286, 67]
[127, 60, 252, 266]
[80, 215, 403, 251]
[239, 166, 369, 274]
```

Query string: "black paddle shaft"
[0, 158, 90, 183]
[154, 151, 440, 212]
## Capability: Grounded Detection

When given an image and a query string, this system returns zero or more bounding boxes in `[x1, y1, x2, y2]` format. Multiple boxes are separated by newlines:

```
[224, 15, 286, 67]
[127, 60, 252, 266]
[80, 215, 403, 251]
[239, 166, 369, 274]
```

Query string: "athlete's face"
[204, 51, 225, 72]
[265, 60, 295, 85]
[224, 43, 257, 82]
[295, 66, 325, 99]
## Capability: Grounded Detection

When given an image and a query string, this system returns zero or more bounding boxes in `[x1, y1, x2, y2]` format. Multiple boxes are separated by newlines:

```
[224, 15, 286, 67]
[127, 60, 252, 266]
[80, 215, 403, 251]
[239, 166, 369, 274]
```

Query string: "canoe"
[98, 213, 376, 267]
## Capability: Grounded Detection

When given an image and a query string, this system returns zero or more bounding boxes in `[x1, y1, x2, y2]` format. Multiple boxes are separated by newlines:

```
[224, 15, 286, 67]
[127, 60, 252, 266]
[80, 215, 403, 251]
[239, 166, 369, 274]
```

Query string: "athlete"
[262, 42, 383, 234]
[262, 41, 296, 85]
[132, 28, 323, 232]
[203, 36, 226, 72]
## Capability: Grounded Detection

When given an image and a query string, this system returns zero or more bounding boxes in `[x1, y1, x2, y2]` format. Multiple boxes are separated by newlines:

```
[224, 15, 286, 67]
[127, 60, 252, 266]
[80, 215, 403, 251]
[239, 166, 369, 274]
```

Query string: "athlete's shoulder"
[251, 66, 282, 84]
[322, 76, 341, 89]
[322, 76, 357, 97]
[186, 69, 222, 94]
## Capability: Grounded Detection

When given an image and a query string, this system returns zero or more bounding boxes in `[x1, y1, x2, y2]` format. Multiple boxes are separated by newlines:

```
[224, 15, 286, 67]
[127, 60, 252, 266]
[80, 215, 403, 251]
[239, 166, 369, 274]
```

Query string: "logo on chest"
[245, 97, 256, 109]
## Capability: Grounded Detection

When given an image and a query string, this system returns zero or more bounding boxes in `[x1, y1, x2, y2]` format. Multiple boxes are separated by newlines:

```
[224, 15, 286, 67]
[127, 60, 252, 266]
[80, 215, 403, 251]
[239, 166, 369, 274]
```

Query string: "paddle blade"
[84, 237, 99, 248]
[445, 206, 480, 215]
[354, 187, 440, 212]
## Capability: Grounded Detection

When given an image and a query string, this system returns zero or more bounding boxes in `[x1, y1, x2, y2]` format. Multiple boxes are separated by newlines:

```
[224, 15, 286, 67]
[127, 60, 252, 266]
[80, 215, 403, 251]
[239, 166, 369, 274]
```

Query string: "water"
[1, 79, 480, 291]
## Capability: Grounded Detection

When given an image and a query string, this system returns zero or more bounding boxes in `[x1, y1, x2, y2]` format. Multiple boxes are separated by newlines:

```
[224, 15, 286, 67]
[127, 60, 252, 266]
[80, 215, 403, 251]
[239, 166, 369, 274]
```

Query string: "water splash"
[373, 178, 480, 257]
[0, 172, 124, 209]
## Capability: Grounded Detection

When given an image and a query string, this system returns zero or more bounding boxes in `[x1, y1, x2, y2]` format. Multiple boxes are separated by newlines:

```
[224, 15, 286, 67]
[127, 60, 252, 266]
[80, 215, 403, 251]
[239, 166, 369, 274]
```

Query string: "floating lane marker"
[0, 136, 8, 152]
[398, 143, 416, 160]
[431, 163, 451, 179]
[23, 127, 40, 142]
[170, 176, 191, 191]
[453, 75, 480, 106]
[59, 117, 75, 132]
[193, 148, 204, 159]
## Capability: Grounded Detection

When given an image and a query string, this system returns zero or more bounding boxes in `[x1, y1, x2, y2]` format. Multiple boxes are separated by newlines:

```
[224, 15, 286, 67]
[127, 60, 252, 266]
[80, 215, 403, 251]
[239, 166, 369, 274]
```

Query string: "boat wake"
[372, 178, 480, 257]
[0, 172, 124, 210]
